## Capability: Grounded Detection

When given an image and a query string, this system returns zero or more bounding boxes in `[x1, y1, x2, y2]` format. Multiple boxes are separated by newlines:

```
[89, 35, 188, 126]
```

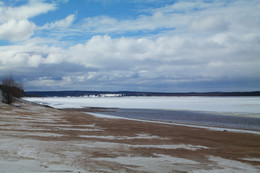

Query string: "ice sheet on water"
[24, 96, 260, 115]
[24, 96, 260, 133]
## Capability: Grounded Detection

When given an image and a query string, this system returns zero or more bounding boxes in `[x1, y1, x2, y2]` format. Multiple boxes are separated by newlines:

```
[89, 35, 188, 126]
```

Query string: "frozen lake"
[24, 96, 260, 131]
[24, 96, 260, 115]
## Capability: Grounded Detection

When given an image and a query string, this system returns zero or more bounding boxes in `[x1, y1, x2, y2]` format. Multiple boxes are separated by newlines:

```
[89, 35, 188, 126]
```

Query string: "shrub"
[1, 75, 24, 104]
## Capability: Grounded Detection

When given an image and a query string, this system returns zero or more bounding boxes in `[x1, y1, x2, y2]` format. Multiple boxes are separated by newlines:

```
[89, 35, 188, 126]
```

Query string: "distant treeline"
[25, 91, 260, 97]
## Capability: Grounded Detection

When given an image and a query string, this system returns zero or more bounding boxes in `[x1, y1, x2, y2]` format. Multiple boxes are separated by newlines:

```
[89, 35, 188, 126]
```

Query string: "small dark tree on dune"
[1, 75, 24, 104]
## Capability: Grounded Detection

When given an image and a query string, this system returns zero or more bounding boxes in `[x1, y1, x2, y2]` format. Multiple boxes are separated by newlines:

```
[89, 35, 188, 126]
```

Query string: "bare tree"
[1, 75, 24, 104]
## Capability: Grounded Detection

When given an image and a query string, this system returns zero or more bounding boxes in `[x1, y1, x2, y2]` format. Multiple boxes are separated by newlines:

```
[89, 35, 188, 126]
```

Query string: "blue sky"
[0, 0, 260, 92]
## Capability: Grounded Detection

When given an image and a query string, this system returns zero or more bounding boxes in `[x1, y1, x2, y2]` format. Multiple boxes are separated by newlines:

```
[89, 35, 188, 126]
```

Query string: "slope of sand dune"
[0, 99, 260, 172]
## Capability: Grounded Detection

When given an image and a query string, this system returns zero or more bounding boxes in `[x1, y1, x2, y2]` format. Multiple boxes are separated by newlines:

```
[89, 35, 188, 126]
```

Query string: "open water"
[90, 108, 260, 131]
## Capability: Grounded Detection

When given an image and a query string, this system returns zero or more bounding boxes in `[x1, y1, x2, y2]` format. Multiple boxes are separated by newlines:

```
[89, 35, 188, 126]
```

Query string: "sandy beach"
[1, 99, 260, 173]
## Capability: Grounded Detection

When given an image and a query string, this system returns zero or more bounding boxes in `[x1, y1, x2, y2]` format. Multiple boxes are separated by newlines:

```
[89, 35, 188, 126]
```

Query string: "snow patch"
[58, 127, 103, 132]
[78, 135, 117, 140]
[192, 156, 260, 173]
[17, 148, 39, 159]
[26, 132, 64, 137]
[0, 159, 83, 173]
[242, 158, 260, 162]
[78, 133, 167, 140]
[74, 141, 208, 151]
[94, 153, 199, 173]
[131, 144, 209, 151]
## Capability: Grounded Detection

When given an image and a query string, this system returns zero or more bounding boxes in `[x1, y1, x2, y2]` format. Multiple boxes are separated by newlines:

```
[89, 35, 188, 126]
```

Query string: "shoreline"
[18, 98, 260, 134]
[88, 112, 260, 135]
[60, 106, 260, 134]
[1, 99, 260, 172]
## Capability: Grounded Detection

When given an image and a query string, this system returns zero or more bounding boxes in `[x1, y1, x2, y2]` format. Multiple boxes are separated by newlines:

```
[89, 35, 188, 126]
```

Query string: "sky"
[0, 0, 260, 92]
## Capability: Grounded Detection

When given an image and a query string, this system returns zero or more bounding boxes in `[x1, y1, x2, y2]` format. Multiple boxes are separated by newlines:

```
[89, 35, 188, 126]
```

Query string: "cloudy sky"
[0, 0, 260, 92]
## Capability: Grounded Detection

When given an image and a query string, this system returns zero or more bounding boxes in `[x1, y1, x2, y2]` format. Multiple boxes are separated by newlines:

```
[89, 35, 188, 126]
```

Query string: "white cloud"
[0, 44, 41, 69]
[67, 32, 260, 81]
[2, 27, 259, 91]
[0, 0, 55, 42]
[0, 19, 35, 41]
[27, 76, 71, 88]
[1, 0, 260, 91]
[42, 14, 75, 29]
[28, 54, 43, 67]
[0, 1, 55, 22]
[44, 48, 68, 64]
[79, 0, 260, 37]
[0, 41, 71, 70]
[68, 35, 158, 69]
[82, 11, 174, 33]
[190, 16, 228, 32]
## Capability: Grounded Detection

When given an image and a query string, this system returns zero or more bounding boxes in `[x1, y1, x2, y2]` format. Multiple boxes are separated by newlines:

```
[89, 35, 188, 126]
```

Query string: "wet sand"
[0, 99, 260, 172]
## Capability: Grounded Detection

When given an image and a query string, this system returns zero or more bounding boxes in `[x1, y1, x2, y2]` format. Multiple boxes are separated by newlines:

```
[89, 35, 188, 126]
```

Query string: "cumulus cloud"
[1, 30, 260, 90]
[66, 32, 260, 86]
[1, 0, 260, 91]
[43, 47, 68, 64]
[0, 44, 43, 69]
[0, 0, 55, 41]
[0, 41, 70, 70]
[0, 19, 35, 41]
[27, 76, 72, 88]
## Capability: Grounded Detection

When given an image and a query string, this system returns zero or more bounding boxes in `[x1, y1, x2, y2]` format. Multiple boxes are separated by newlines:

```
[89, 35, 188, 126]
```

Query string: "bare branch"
[1, 75, 24, 104]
